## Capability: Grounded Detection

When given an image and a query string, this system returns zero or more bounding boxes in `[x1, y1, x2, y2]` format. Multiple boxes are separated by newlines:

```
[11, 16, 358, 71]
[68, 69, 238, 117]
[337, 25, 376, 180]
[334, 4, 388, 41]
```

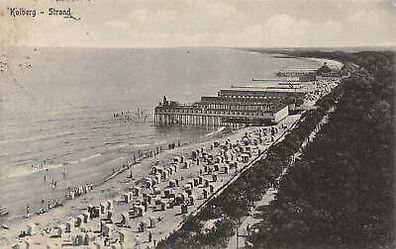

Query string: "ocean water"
[0, 47, 326, 180]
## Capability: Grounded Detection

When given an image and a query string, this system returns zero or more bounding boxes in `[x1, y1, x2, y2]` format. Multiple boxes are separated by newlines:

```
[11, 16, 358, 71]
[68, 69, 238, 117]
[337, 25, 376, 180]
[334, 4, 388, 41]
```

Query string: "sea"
[0, 47, 330, 182]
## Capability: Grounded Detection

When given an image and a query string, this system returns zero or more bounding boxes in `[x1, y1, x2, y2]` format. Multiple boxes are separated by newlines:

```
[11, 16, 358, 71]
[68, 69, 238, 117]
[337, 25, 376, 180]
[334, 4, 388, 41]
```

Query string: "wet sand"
[0, 129, 214, 224]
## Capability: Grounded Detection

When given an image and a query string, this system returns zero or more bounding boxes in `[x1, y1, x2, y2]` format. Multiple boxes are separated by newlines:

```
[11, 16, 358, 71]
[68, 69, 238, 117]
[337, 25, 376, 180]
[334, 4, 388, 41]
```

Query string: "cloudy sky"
[1, 0, 395, 48]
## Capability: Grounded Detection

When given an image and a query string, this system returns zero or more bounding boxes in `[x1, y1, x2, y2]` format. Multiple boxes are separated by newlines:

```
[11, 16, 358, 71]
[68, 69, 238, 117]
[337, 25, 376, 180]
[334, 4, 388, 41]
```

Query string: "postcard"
[0, 1, 394, 248]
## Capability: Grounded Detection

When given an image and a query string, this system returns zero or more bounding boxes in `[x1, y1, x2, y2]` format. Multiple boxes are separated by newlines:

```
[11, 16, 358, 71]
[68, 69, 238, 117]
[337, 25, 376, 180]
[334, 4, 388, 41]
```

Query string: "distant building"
[317, 62, 332, 75]
[277, 63, 341, 81]
[317, 62, 341, 78]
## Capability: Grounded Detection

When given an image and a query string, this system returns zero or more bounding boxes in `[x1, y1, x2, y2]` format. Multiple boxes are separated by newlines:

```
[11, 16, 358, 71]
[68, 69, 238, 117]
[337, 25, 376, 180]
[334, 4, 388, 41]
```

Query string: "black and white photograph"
[0, 0, 395, 248]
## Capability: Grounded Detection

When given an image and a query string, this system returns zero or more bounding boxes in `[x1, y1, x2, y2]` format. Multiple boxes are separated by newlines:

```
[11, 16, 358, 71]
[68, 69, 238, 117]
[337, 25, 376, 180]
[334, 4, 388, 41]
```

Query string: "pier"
[154, 88, 306, 127]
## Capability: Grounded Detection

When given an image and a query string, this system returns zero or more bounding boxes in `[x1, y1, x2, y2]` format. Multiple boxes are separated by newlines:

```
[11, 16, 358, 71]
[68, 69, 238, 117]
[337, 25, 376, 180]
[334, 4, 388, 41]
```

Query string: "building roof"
[278, 68, 318, 72]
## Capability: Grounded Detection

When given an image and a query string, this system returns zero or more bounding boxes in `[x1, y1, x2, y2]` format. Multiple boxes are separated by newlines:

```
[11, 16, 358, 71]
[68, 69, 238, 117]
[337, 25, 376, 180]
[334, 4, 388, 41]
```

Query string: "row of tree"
[248, 51, 395, 249]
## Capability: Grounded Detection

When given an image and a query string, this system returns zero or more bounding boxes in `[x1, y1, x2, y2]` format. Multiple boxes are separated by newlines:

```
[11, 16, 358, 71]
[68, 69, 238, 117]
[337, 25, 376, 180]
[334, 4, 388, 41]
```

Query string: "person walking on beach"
[148, 231, 152, 243]
[25, 204, 30, 219]
[44, 168, 49, 182]
[129, 169, 133, 179]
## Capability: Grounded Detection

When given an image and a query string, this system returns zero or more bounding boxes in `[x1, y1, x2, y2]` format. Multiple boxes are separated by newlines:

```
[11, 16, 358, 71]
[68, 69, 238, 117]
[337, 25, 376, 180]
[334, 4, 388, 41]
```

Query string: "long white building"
[154, 88, 306, 127]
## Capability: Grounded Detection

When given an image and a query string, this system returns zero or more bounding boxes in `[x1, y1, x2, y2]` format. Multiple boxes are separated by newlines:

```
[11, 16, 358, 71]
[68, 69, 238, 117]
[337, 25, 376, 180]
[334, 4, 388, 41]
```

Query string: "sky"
[0, 0, 395, 48]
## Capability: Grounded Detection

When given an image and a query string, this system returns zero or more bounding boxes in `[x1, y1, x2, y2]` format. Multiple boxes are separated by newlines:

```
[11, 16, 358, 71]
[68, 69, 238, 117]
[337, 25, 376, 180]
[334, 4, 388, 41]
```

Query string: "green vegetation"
[248, 51, 395, 249]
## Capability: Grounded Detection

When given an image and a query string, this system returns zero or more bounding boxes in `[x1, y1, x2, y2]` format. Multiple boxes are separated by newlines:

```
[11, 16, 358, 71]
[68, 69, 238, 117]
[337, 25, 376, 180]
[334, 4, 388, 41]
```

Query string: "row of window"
[155, 109, 272, 116]
[219, 95, 288, 99]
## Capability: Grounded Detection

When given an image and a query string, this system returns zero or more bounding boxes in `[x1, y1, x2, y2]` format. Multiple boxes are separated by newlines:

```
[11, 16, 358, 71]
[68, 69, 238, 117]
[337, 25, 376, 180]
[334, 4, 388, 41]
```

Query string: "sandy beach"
[0, 113, 299, 248]
[0, 77, 340, 249]
[0, 131, 211, 223]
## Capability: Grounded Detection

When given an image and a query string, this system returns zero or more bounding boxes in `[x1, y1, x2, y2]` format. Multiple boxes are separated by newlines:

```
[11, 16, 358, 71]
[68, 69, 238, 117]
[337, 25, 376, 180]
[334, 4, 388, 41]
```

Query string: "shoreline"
[247, 48, 344, 70]
[0, 117, 298, 248]
[0, 125, 228, 225]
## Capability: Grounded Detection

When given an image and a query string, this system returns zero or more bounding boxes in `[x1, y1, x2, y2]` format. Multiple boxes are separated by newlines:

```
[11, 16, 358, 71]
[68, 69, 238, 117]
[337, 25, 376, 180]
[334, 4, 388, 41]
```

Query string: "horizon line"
[3, 44, 396, 50]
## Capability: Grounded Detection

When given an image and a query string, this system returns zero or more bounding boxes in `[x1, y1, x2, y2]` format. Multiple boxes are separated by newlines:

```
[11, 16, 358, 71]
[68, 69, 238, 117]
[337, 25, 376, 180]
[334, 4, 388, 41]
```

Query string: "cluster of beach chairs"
[11, 124, 287, 249]
[305, 79, 339, 102]
[13, 199, 130, 248]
